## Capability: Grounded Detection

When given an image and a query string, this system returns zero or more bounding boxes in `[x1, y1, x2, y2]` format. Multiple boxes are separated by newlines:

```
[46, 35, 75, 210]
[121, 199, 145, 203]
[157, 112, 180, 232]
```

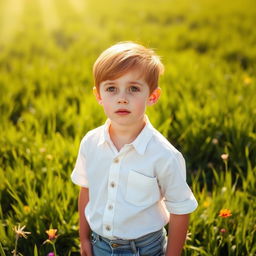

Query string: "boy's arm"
[165, 213, 190, 256]
[78, 187, 92, 256]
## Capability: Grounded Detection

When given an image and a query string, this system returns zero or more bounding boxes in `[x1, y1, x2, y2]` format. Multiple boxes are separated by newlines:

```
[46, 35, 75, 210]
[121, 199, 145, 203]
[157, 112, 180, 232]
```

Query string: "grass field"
[0, 0, 255, 255]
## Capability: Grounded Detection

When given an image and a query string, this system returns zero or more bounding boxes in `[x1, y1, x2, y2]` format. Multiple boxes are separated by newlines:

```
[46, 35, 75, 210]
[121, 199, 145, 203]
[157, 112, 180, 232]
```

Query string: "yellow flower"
[203, 196, 212, 208]
[203, 200, 210, 208]
[46, 154, 53, 160]
[46, 229, 58, 240]
[13, 224, 31, 239]
[219, 209, 232, 218]
[243, 75, 252, 85]
[23, 205, 30, 213]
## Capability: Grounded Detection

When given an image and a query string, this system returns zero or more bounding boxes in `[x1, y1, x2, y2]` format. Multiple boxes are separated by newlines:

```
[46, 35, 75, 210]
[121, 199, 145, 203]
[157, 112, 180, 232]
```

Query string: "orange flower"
[219, 209, 232, 218]
[46, 229, 58, 240]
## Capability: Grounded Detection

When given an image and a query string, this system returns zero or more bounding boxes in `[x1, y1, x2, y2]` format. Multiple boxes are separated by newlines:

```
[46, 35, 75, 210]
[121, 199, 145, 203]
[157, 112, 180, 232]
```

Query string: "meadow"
[0, 0, 255, 255]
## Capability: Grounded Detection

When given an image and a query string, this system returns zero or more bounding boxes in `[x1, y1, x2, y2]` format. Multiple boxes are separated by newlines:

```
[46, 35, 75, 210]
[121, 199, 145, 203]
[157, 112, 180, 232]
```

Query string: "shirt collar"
[98, 119, 112, 146]
[98, 116, 154, 155]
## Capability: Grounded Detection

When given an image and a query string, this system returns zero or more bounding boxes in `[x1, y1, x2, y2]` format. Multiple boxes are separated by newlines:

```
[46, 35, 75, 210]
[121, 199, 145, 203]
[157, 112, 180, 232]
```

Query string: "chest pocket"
[125, 170, 161, 207]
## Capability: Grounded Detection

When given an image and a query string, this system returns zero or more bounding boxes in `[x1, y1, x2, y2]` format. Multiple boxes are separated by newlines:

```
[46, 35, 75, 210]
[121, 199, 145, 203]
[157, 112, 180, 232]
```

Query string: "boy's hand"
[80, 239, 93, 256]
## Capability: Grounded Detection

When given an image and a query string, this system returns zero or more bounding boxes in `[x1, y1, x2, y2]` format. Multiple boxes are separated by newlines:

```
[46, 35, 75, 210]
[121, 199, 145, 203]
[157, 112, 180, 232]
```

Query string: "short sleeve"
[158, 152, 198, 214]
[71, 138, 89, 187]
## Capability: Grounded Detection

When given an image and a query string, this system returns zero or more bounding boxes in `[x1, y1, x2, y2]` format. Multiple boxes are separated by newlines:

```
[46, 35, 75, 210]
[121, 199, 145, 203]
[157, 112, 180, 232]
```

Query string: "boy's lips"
[115, 109, 131, 115]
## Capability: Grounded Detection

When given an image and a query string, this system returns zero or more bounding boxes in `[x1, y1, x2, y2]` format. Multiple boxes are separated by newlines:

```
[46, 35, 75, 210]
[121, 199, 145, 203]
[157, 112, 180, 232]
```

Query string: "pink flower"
[47, 253, 55, 256]
[220, 228, 227, 233]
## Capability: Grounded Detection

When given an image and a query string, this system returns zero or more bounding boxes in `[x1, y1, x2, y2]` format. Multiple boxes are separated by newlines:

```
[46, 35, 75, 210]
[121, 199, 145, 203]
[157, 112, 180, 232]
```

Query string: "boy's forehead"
[102, 68, 146, 83]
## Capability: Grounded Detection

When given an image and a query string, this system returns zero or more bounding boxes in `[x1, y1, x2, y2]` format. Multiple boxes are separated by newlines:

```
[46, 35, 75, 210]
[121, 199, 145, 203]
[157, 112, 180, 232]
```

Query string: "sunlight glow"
[0, 0, 24, 43]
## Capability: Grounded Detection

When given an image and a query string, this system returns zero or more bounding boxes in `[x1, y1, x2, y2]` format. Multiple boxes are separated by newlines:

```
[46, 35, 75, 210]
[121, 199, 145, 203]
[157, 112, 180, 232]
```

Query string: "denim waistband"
[91, 228, 165, 249]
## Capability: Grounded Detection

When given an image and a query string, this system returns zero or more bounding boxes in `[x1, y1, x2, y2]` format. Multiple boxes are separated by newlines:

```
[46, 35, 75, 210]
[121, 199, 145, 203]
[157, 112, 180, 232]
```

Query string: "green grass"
[0, 0, 255, 255]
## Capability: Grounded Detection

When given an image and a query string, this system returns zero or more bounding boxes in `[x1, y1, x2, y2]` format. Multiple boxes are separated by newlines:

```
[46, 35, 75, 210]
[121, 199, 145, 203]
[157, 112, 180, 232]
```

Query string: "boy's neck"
[109, 118, 146, 152]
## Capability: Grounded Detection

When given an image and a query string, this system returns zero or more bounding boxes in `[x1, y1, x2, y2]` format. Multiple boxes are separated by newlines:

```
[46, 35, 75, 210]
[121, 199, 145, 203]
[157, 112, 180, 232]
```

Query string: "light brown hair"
[93, 42, 164, 93]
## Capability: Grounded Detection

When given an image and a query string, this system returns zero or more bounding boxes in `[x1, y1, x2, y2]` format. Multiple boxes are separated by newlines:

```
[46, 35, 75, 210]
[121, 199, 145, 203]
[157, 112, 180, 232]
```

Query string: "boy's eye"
[106, 86, 116, 92]
[129, 86, 140, 92]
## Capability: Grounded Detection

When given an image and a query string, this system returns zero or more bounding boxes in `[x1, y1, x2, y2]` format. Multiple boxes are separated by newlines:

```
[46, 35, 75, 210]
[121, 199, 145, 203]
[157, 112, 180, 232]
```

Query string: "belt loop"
[97, 233, 102, 241]
[130, 240, 139, 254]
[92, 232, 101, 241]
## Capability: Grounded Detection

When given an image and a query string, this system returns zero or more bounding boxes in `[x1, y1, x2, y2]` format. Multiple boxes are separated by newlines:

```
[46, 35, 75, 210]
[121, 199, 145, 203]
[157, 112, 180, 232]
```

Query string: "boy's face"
[94, 69, 160, 128]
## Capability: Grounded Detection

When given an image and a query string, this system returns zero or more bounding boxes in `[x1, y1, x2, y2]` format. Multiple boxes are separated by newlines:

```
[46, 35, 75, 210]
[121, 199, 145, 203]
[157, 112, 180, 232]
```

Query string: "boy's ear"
[93, 87, 102, 104]
[147, 87, 161, 106]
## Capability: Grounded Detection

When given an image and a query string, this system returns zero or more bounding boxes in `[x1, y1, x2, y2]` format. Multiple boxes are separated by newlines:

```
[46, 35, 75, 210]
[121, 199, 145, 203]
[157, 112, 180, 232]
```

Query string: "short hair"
[93, 41, 164, 93]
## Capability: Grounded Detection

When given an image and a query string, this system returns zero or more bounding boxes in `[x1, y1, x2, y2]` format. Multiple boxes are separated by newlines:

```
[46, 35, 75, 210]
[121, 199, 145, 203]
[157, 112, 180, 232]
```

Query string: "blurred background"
[0, 0, 255, 255]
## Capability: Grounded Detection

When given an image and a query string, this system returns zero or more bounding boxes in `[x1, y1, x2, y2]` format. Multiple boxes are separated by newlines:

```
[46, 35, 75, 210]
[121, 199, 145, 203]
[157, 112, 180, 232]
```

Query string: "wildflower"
[213, 226, 218, 233]
[203, 201, 210, 208]
[21, 137, 27, 143]
[221, 187, 227, 193]
[13, 224, 31, 239]
[46, 229, 58, 240]
[40, 147, 46, 153]
[219, 209, 232, 218]
[12, 225, 31, 256]
[186, 231, 192, 241]
[220, 228, 227, 233]
[243, 75, 252, 85]
[212, 138, 218, 145]
[46, 154, 53, 160]
[42, 167, 47, 173]
[221, 154, 229, 161]
[29, 107, 36, 114]
[44, 229, 58, 256]
[231, 245, 236, 251]
[203, 197, 211, 208]
[23, 205, 30, 213]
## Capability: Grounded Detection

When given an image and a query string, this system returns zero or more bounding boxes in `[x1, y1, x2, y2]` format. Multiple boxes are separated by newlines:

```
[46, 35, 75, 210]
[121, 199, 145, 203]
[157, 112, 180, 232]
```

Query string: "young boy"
[71, 42, 198, 256]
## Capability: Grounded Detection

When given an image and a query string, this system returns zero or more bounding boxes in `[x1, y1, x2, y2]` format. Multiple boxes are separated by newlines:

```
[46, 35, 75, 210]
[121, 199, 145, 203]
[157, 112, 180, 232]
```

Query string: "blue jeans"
[91, 228, 167, 256]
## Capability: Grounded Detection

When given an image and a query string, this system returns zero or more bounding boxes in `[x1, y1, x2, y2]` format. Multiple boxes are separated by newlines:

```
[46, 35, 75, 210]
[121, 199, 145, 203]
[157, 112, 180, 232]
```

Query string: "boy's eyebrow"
[102, 80, 144, 86]
[128, 81, 144, 86]
[102, 81, 116, 86]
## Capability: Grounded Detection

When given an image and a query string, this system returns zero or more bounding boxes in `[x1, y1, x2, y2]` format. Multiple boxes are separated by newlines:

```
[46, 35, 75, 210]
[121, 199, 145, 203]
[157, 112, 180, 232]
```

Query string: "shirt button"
[105, 225, 111, 231]
[113, 158, 119, 163]
[110, 182, 116, 188]
[108, 205, 113, 210]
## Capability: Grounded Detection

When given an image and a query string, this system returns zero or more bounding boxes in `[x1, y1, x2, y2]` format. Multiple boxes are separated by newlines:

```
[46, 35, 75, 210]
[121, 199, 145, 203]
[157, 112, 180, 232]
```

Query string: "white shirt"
[71, 117, 198, 239]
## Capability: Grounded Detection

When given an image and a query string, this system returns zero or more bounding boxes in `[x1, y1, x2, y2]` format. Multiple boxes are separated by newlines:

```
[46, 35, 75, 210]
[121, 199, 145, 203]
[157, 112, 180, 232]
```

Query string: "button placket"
[102, 155, 121, 237]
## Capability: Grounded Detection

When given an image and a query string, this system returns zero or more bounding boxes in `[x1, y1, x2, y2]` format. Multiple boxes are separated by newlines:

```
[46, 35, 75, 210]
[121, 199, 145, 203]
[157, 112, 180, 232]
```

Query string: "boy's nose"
[117, 97, 128, 104]
[117, 93, 128, 104]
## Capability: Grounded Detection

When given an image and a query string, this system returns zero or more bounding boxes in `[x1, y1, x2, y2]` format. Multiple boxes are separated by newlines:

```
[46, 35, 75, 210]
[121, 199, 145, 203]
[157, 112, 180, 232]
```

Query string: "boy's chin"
[110, 117, 145, 127]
